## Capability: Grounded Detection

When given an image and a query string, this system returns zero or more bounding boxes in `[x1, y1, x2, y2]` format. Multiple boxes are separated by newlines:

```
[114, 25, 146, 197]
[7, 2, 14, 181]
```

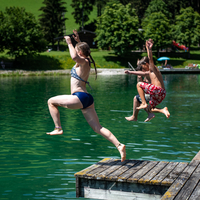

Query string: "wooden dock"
[75, 152, 200, 200]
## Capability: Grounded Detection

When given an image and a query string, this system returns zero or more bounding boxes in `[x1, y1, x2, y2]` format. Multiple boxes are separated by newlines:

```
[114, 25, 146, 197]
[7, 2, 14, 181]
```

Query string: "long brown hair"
[76, 42, 97, 79]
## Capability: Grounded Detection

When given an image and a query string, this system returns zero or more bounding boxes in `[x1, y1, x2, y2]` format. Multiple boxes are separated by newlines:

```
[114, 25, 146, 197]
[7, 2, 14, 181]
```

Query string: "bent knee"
[137, 82, 142, 87]
[92, 126, 100, 133]
[91, 124, 102, 134]
[47, 98, 52, 105]
[47, 97, 55, 106]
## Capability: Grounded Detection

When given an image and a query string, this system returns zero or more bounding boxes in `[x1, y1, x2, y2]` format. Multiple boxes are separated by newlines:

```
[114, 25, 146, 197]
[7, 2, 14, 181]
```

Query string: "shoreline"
[0, 68, 127, 76]
[0, 68, 200, 76]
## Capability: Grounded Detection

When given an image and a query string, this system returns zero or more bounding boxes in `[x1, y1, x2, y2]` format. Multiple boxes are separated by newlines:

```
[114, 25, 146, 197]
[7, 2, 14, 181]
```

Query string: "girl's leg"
[136, 82, 148, 110]
[47, 95, 83, 135]
[82, 104, 126, 162]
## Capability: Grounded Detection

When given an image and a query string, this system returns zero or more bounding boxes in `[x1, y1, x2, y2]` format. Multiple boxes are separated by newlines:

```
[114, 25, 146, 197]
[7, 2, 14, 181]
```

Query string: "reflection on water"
[0, 74, 200, 199]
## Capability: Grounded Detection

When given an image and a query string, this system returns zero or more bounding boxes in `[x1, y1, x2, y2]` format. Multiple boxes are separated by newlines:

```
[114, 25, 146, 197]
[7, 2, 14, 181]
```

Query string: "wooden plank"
[128, 161, 164, 183]
[74, 158, 112, 178]
[150, 162, 179, 186]
[192, 151, 200, 161]
[161, 160, 200, 200]
[137, 161, 159, 184]
[188, 180, 200, 200]
[161, 162, 188, 186]
[106, 160, 141, 181]
[118, 160, 149, 182]
[84, 187, 162, 200]
[84, 159, 120, 179]
[96, 160, 129, 180]
[174, 162, 200, 200]
[138, 161, 168, 185]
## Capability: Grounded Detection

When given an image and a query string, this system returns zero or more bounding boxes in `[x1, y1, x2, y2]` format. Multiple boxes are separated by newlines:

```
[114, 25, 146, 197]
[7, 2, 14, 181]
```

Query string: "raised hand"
[148, 39, 154, 49]
[72, 29, 81, 43]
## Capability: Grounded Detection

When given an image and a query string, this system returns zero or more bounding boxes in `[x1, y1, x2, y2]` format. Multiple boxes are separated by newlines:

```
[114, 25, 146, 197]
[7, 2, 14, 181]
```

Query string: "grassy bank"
[1, 46, 200, 72]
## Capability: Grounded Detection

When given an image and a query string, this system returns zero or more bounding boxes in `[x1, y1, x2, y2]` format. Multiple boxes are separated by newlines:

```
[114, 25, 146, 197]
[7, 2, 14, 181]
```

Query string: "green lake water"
[0, 74, 200, 199]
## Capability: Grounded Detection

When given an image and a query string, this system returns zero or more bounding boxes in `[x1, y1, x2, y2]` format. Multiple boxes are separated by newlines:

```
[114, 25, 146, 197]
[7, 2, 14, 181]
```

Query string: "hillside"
[0, 0, 97, 35]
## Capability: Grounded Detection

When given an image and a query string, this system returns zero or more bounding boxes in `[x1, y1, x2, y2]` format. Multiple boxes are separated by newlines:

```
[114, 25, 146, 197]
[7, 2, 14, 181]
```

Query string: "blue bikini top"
[71, 59, 92, 90]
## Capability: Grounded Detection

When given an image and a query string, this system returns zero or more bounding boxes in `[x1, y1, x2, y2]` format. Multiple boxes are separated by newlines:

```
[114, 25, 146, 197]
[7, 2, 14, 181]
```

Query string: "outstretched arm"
[125, 70, 149, 76]
[146, 39, 155, 72]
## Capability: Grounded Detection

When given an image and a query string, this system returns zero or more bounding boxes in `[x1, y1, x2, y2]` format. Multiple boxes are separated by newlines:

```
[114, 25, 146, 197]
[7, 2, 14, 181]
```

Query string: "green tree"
[39, 0, 67, 48]
[95, 3, 140, 56]
[131, 0, 151, 24]
[71, 0, 95, 29]
[144, 0, 171, 23]
[173, 7, 200, 57]
[163, 0, 188, 22]
[0, 7, 46, 58]
[142, 12, 172, 57]
[96, 0, 107, 17]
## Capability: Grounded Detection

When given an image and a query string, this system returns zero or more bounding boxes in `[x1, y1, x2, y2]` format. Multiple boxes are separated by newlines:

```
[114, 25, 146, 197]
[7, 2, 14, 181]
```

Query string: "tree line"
[0, 0, 200, 59]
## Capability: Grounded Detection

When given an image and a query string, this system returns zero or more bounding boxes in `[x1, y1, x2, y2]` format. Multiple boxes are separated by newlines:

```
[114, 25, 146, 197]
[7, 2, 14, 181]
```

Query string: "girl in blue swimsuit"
[46, 30, 126, 162]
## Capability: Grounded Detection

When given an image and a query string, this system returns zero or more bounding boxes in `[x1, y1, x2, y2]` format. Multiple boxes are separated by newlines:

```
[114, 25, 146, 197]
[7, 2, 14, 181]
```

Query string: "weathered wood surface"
[161, 160, 200, 200]
[75, 158, 200, 199]
[192, 151, 200, 161]
[75, 158, 190, 199]
[75, 152, 200, 199]
[75, 158, 188, 186]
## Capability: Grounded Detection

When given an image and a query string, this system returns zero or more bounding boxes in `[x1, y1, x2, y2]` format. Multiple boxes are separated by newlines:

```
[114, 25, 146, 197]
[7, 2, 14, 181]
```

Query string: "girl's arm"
[124, 70, 149, 76]
[64, 36, 85, 65]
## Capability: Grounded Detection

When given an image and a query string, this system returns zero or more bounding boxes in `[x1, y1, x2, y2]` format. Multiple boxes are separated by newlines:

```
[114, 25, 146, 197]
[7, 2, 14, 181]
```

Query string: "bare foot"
[117, 143, 126, 162]
[46, 128, 63, 135]
[163, 107, 170, 118]
[136, 103, 148, 110]
[144, 113, 155, 122]
[125, 115, 137, 121]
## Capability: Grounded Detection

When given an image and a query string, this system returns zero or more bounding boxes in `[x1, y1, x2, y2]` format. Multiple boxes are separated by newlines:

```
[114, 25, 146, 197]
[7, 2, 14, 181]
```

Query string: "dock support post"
[76, 177, 80, 198]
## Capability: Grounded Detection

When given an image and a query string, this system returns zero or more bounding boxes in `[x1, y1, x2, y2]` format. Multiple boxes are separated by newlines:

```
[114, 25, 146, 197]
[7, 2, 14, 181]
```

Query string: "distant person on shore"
[1, 61, 5, 69]
[46, 29, 126, 162]
[125, 39, 169, 121]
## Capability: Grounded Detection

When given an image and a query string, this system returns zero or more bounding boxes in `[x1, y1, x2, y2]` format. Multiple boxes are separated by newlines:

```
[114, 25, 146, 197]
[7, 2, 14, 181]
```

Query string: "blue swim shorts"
[72, 92, 94, 109]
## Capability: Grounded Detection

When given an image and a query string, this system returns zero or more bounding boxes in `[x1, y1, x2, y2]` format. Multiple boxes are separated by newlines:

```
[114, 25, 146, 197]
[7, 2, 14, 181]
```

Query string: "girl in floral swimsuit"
[46, 29, 126, 162]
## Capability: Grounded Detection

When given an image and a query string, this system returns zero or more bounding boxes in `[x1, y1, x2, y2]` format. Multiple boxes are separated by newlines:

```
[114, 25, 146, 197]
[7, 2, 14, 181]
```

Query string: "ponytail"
[89, 54, 97, 80]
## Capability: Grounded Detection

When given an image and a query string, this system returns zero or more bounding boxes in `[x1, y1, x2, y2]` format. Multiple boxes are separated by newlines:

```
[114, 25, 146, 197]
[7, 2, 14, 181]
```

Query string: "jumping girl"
[46, 30, 126, 162]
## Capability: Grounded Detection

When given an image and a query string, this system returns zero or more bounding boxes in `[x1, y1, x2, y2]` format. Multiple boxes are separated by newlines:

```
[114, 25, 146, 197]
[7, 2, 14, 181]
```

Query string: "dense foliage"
[0, 7, 46, 58]
[173, 7, 200, 51]
[39, 0, 67, 47]
[1, 0, 200, 59]
[142, 0, 172, 56]
[71, 0, 95, 28]
[143, 12, 171, 57]
[95, 3, 140, 56]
